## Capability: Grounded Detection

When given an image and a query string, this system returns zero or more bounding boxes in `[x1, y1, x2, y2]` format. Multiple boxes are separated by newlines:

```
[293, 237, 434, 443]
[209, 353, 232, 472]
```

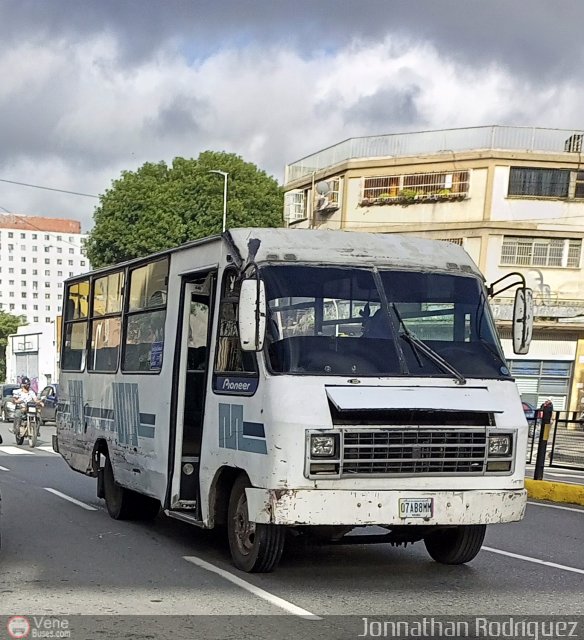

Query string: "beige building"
[283, 125, 584, 413]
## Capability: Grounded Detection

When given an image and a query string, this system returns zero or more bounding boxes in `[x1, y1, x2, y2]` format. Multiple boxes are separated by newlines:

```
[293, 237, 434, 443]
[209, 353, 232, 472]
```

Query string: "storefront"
[501, 332, 578, 411]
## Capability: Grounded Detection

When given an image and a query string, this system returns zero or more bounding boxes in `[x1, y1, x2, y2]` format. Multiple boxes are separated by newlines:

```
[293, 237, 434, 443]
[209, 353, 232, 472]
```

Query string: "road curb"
[525, 479, 584, 507]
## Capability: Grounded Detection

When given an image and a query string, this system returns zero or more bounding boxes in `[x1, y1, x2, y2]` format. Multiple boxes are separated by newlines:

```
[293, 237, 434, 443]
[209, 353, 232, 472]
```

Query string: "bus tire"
[101, 456, 159, 521]
[424, 524, 486, 565]
[227, 475, 285, 573]
[129, 492, 161, 521]
[103, 456, 133, 520]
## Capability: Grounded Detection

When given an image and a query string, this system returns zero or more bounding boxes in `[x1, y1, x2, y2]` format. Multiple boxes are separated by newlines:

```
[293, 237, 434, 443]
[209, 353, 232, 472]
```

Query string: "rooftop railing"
[285, 125, 584, 183]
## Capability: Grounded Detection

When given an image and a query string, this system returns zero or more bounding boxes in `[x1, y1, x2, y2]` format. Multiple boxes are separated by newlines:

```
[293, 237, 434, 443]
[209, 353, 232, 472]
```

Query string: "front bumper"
[246, 488, 527, 526]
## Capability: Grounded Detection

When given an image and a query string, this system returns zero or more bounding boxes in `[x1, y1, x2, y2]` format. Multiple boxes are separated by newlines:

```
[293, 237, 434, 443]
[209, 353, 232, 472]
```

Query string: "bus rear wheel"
[227, 475, 285, 573]
[102, 456, 160, 521]
[424, 524, 486, 565]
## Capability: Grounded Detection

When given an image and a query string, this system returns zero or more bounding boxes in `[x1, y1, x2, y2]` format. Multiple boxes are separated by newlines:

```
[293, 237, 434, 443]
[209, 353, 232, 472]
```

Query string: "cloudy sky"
[1, 0, 583, 230]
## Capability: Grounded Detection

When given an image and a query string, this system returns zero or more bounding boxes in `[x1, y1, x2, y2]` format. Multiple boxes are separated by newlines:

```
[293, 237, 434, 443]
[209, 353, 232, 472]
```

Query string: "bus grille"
[341, 428, 487, 476]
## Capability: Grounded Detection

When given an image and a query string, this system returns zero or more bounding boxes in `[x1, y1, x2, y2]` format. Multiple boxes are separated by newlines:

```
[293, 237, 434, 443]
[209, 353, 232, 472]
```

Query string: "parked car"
[522, 401, 536, 422]
[0, 383, 20, 422]
[522, 401, 537, 437]
[38, 384, 59, 425]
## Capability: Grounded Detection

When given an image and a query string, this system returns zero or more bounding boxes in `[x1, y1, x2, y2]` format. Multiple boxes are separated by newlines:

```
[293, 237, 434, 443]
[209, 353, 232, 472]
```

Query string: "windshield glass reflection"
[262, 265, 508, 379]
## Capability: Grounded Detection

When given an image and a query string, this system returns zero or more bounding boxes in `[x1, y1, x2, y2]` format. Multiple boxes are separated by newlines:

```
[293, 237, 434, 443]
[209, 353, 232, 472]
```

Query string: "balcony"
[491, 297, 584, 323]
[286, 125, 584, 183]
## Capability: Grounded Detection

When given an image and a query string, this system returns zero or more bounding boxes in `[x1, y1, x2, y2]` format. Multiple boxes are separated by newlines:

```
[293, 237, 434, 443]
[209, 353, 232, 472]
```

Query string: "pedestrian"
[539, 398, 554, 426]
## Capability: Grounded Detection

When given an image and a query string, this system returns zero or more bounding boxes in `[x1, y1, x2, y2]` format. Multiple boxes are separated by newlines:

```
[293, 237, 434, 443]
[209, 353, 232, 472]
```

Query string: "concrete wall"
[491, 166, 584, 225]
[5, 322, 58, 392]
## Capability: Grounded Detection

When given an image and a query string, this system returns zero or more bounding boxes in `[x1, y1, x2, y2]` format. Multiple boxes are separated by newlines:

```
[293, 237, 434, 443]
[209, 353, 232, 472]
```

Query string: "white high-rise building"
[0, 213, 89, 324]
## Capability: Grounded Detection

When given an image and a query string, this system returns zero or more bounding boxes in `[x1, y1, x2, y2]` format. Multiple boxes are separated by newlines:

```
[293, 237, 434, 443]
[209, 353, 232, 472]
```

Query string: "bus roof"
[66, 228, 481, 283]
[228, 228, 482, 277]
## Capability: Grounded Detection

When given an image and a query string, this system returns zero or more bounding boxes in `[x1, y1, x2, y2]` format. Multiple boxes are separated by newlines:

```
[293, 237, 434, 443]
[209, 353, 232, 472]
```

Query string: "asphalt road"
[0, 421, 583, 638]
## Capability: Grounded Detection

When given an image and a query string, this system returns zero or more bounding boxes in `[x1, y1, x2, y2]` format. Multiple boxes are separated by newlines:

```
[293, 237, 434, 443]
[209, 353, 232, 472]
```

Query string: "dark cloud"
[147, 95, 207, 138]
[2, 0, 583, 79]
[342, 86, 423, 132]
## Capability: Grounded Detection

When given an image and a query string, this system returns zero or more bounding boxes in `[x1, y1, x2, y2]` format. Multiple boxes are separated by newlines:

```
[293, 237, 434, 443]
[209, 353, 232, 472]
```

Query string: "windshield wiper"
[391, 303, 467, 386]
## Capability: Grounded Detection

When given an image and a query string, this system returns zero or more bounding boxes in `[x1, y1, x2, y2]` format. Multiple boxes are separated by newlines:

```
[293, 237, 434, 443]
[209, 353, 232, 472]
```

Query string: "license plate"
[398, 498, 433, 519]
[28, 407, 36, 414]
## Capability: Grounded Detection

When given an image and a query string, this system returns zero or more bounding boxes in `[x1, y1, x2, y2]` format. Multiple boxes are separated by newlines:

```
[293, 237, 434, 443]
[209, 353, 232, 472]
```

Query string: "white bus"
[55, 228, 533, 572]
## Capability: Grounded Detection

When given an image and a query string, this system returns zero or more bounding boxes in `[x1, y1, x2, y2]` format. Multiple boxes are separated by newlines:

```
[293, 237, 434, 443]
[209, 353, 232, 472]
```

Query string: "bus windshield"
[262, 265, 509, 379]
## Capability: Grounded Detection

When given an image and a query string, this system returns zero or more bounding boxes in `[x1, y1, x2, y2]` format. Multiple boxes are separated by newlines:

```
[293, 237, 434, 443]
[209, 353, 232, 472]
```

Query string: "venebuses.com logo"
[5, 615, 70, 639]
[7, 617, 30, 639]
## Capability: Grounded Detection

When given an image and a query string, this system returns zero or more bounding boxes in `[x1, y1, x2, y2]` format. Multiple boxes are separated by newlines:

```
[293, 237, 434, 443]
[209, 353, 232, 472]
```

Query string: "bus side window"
[122, 258, 169, 373]
[62, 279, 90, 372]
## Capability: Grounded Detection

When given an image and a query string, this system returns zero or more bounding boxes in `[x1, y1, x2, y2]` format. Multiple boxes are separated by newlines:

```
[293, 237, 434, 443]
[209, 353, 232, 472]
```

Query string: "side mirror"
[238, 278, 266, 352]
[512, 287, 533, 355]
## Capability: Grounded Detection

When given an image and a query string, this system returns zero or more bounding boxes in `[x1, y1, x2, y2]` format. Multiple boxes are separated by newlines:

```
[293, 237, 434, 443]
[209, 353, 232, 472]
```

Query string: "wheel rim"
[233, 492, 256, 557]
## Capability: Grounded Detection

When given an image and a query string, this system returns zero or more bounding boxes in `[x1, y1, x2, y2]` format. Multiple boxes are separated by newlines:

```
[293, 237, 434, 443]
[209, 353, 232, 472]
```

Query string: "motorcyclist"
[11, 377, 40, 437]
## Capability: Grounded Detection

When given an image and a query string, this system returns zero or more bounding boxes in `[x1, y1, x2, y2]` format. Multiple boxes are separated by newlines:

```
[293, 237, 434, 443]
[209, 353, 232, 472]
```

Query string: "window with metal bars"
[362, 171, 469, 201]
[574, 171, 584, 199]
[508, 168, 570, 198]
[438, 238, 463, 246]
[500, 237, 581, 268]
[284, 190, 306, 222]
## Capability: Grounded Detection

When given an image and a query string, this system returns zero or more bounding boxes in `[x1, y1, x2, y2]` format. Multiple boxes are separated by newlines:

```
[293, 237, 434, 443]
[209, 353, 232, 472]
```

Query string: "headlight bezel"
[310, 434, 337, 458]
[488, 433, 513, 457]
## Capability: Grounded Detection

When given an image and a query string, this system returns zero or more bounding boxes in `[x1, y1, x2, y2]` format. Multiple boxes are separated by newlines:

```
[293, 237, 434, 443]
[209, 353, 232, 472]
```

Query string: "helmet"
[21, 376, 30, 385]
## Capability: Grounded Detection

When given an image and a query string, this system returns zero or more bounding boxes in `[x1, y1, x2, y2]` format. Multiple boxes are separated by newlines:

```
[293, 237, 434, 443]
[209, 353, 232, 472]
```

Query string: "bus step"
[165, 510, 205, 528]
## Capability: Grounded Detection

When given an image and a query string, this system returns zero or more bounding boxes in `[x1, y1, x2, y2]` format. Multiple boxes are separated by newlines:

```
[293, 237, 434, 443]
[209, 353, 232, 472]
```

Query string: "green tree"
[0, 311, 25, 381]
[86, 151, 284, 267]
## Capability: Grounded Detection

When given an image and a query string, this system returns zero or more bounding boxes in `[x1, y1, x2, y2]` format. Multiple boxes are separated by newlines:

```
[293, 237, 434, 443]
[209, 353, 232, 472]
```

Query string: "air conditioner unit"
[316, 196, 330, 212]
[564, 134, 583, 153]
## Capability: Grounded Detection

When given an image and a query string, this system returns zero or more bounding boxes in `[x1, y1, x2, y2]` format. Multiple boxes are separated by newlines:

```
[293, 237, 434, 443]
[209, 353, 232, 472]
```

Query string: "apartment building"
[283, 125, 584, 412]
[0, 214, 89, 323]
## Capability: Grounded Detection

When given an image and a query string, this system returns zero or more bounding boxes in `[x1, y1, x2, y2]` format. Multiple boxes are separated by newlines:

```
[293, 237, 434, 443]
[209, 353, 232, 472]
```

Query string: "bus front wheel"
[227, 475, 285, 573]
[424, 524, 486, 565]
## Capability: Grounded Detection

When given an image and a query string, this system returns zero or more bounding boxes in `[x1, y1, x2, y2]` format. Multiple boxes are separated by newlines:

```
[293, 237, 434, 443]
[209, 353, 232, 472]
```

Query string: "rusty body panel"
[246, 487, 527, 526]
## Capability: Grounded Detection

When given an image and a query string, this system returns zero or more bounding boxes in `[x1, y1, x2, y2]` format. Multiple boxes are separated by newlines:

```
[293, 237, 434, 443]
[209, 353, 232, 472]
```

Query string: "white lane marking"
[0, 446, 31, 455]
[44, 488, 98, 511]
[183, 556, 321, 620]
[37, 445, 59, 454]
[0, 465, 9, 471]
[483, 547, 584, 575]
[528, 501, 584, 514]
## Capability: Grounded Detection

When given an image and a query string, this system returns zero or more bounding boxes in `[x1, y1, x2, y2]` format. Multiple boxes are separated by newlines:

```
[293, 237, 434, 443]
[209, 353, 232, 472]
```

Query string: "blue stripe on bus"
[242, 421, 265, 438]
[58, 399, 156, 439]
[218, 403, 267, 455]
[137, 425, 156, 438]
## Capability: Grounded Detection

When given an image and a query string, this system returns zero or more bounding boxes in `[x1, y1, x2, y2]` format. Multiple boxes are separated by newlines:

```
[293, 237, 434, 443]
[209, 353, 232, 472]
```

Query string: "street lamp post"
[208, 170, 228, 233]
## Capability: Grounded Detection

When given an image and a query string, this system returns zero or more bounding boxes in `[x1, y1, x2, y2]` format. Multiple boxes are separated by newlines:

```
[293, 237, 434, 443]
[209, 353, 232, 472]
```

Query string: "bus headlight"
[488, 434, 512, 457]
[310, 434, 337, 458]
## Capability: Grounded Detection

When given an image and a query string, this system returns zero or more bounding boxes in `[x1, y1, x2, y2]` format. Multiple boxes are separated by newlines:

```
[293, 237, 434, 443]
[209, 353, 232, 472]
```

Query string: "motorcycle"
[14, 401, 41, 448]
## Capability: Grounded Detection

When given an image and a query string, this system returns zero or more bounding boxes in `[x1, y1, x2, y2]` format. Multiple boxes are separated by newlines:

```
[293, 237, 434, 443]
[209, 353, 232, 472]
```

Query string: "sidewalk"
[525, 478, 584, 507]
[525, 423, 584, 506]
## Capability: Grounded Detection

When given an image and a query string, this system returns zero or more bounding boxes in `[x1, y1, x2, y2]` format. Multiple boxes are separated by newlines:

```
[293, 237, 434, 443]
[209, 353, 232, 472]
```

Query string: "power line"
[0, 177, 99, 199]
